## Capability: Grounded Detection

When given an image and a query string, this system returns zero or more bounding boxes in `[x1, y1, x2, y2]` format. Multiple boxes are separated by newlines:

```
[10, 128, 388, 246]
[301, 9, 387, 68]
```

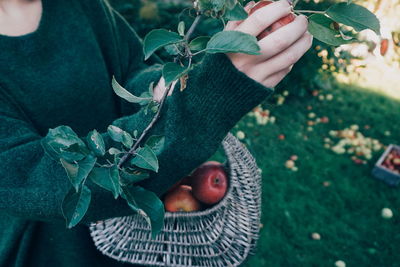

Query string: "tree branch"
[117, 83, 173, 169]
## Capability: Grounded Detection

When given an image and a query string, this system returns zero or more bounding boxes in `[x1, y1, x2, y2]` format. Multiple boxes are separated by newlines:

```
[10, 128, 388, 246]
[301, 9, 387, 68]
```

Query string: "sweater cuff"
[182, 52, 274, 141]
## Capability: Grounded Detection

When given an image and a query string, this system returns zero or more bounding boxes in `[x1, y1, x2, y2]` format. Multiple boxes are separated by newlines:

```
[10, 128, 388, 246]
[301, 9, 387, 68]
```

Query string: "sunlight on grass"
[335, 59, 400, 101]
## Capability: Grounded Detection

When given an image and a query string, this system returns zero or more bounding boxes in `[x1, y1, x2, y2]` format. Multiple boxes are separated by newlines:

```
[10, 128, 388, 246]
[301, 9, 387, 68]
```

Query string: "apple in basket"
[191, 161, 228, 205]
[163, 161, 229, 212]
[164, 185, 201, 212]
[166, 175, 192, 193]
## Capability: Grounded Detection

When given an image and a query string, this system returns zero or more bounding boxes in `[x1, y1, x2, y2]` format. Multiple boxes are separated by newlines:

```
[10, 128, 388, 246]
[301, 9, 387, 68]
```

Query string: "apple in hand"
[191, 161, 228, 205]
[249, 0, 296, 40]
[380, 38, 389, 56]
[164, 185, 201, 212]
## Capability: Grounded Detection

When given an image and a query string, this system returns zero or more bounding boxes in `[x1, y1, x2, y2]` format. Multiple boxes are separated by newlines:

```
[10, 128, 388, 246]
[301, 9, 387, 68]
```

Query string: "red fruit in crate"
[164, 185, 201, 212]
[380, 39, 389, 56]
[191, 161, 228, 205]
[249, 1, 295, 40]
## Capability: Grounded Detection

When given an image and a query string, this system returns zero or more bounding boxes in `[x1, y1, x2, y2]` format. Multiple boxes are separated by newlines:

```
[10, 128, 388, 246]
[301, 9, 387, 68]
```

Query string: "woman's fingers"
[233, 14, 308, 66]
[257, 15, 309, 60]
[234, 0, 292, 37]
[257, 32, 312, 78]
[262, 66, 293, 88]
[254, 32, 313, 81]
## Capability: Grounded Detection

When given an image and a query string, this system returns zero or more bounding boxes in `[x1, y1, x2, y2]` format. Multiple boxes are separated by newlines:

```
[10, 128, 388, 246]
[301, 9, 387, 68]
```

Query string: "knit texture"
[0, 0, 273, 266]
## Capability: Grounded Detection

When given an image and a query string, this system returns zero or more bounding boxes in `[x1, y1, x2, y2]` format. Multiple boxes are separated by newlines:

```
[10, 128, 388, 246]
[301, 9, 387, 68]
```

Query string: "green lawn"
[212, 83, 400, 267]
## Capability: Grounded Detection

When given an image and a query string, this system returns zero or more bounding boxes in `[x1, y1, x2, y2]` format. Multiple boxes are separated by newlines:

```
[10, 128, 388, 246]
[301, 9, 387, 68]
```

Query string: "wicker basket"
[89, 133, 262, 266]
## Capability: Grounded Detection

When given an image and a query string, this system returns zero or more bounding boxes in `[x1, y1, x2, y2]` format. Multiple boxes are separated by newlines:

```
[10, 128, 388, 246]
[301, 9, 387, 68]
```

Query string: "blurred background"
[109, 0, 400, 266]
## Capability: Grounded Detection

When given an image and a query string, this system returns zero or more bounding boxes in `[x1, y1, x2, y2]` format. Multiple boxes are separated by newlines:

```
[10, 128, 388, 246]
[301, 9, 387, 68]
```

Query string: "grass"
[211, 83, 400, 267]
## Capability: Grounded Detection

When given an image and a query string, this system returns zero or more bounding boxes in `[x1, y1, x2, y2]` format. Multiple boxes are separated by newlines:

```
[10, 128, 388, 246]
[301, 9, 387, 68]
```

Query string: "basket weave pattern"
[89, 133, 262, 266]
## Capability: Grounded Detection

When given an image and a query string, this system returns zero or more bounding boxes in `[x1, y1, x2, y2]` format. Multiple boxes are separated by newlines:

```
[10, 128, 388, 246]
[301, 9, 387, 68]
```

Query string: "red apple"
[166, 175, 193, 193]
[380, 38, 389, 56]
[164, 185, 201, 212]
[249, 0, 296, 40]
[191, 161, 228, 205]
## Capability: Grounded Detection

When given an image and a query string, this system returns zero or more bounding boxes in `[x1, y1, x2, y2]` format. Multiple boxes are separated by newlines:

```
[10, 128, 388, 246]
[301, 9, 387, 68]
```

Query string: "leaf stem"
[294, 9, 325, 14]
[292, 0, 300, 8]
[192, 49, 207, 56]
[184, 15, 202, 42]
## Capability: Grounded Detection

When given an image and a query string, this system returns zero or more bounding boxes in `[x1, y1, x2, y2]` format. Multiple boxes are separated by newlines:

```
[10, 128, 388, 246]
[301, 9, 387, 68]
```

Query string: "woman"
[0, 0, 312, 266]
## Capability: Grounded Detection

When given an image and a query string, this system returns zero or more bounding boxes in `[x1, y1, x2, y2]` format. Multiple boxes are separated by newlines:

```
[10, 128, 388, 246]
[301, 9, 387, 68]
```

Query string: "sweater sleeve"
[103, 3, 275, 196]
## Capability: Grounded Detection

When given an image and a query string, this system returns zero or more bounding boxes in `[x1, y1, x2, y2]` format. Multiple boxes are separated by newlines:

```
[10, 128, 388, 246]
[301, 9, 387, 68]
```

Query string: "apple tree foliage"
[42, 0, 381, 237]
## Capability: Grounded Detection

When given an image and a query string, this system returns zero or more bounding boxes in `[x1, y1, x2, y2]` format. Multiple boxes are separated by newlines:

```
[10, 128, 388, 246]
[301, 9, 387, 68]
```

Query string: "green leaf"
[60, 159, 79, 190]
[62, 185, 91, 228]
[120, 168, 150, 185]
[198, 0, 225, 12]
[177, 21, 185, 36]
[145, 135, 165, 156]
[120, 186, 140, 212]
[87, 130, 105, 156]
[162, 63, 191, 86]
[148, 82, 155, 97]
[112, 76, 152, 105]
[143, 29, 182, 60]
[326, 3, 380, 35]
[61, 154, 96, 192]
[224, 3, 248, 21]
[42, 126, 87, 161]
[130, 186, 165, 239]
[164, 44, 180, 56]
[308, 14, 352, 46]
[225, 0, 237, 10]
[108, 147, 121, 155]
[60, 143, 87, 162]
[131, 145, 159, 172]
[206, 31, 261, 55]
[122, 186, 165, 238]
[189, 36, 210, 52]
[107, 125, 134, 148]
[139, 90, 153, 100]
[89, 166, 120, 199]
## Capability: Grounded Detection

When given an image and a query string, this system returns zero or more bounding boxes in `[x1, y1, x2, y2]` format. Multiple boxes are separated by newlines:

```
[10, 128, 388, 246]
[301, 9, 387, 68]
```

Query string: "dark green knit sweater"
[0, 0, 273, 266]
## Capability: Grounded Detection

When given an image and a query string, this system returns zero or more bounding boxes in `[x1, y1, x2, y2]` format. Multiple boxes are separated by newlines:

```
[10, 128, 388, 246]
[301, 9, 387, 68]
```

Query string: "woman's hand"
[225, 0, 313, 88]
[153, 0, 312, 102]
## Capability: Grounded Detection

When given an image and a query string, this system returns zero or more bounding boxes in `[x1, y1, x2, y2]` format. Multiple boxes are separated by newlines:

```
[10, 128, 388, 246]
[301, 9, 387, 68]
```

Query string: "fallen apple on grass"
[163, 161, 229, 212]
[249, 0, 296, 40]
